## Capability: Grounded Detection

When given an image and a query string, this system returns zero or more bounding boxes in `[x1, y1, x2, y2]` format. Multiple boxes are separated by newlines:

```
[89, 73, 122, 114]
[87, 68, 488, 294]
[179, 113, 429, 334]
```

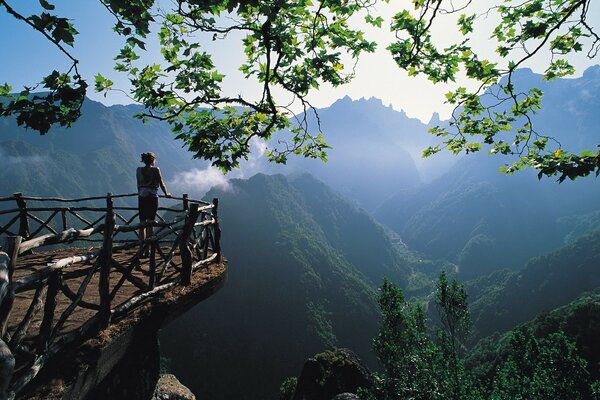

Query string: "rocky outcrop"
[292, 348, 372, 400]
[152, 374, 196, 400]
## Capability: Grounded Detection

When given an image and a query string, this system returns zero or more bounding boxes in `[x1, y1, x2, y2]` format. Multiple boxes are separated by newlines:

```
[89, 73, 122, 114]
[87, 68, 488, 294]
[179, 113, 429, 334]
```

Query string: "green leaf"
[39, 0, 55, 10]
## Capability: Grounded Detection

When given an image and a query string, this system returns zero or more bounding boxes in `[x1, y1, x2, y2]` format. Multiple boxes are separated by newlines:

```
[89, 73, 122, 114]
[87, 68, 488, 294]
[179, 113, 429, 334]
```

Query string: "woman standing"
[137, 152, 171, 252]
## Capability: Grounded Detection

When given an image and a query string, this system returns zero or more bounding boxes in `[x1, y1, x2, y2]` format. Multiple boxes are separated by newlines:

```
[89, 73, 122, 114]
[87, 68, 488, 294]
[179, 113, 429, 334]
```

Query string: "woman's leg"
[139, 196, 149, 255]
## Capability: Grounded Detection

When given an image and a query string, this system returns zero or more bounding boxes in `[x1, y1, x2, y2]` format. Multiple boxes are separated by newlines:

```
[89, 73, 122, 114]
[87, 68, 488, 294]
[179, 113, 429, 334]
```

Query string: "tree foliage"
[363, 275, 598, 400]
[389, 0, 600, 181]
[1, 0, 599, 178]
[490, 328, 591, 400]
[1, 0, 380, 171]
[365, 274, 476, 400]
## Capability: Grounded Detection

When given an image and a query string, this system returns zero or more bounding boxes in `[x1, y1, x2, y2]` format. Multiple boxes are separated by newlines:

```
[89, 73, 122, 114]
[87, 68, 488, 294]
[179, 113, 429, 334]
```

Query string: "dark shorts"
[139, 195, 158, 221]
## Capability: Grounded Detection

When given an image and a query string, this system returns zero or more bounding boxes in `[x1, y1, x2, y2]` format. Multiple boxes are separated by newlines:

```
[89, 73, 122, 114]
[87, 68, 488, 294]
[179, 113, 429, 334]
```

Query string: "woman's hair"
[141, 152, 157, 165]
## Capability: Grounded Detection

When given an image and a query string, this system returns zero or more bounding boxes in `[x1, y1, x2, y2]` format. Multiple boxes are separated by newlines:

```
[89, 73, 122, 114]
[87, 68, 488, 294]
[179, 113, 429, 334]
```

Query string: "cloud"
[0, 149, 47, 166]
[169, 137, 270, 197]
[241, 137, 268, 172]
[169, 166, 232, 196]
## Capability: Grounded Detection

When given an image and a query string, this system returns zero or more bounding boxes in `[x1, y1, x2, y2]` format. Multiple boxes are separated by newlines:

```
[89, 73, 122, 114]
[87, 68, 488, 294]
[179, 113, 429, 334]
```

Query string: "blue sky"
[1, 1, 599, 122]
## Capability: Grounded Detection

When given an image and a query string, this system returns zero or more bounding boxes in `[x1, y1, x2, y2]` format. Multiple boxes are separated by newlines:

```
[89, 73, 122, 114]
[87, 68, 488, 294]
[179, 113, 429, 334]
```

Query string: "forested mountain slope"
[159, 173, 426, 400]
[466, 229, 600, 341]
[467, 289, 600, 388]
[374, 66, 600, 276]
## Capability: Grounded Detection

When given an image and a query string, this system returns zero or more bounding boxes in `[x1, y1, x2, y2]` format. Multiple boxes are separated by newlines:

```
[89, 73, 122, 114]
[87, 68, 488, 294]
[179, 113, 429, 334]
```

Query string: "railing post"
[4, 236, 21, 283]
[182, 193, 189, 212]
[179, 203, 199, 286]
[212, 198, 222, 263]
[13, 193, 30, 239]
[0, 242, 17, 342]
[61, 209, 67, 232]
[38, 270, 60, 354]
[99, 193, 114, 329]
[149, 240, 156, 289]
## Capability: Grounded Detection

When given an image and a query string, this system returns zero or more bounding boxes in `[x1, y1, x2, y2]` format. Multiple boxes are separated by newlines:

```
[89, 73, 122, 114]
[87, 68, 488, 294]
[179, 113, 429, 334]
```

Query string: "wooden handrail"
[0, 191, 222, 397]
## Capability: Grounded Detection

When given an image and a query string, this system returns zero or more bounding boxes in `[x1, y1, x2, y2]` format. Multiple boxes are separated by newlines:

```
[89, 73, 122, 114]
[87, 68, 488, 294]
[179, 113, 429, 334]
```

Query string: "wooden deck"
[0, 193, 223, 398]
[10, 248, 170, 340]
[8, 245, 226, 378]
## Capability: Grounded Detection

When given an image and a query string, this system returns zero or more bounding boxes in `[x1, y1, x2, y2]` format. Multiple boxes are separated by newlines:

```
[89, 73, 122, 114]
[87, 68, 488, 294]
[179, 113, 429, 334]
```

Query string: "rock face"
[152, 374, 196, 400]
[292, 348, 372, 400]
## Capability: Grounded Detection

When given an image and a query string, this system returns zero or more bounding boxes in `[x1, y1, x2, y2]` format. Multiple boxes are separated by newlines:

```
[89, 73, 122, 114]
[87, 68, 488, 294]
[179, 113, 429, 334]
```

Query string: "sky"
[1, 0, 599, 123]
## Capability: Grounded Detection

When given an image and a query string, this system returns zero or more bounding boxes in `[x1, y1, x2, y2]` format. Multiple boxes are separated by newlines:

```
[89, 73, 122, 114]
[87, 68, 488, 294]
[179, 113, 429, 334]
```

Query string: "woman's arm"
[156, 168, 171, 197]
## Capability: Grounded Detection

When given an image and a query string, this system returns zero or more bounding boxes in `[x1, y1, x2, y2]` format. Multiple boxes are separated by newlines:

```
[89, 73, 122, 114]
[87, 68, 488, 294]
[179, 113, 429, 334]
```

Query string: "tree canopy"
[361, 276, 598, 400]
[1, 0, 599, 180]
[390, 0, 600, 181]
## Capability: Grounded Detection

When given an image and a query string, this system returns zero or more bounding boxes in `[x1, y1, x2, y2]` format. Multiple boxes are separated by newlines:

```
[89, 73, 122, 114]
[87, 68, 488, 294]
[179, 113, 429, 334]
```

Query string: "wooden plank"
[4, 236, 21, 282]
[59, 283, 101, 311]
[110, 259, 149, 292]
[192, 253, 218, 269]
[156, 237, 180, 282]
[14, 193, 30, 239]
[48, 252, 99, 270]
[0, 215, 21, 237]
[53, 263, 101, 339]
[98, 193, 114, 329]
[13, 264, 94, 294]
[67, 209, 93, 228]
[149, 241, 157, 289]
[179, 204, 200, 286]
[61, 210, 67, 232]
[8, 315, 100, 398]
[111, 281, 178, 318]
[9, 285, 47, 352]
[19, 226, 104, 254]
[27, 210, 60, 239]
[212, 198, 221, 262]
[37, 270, 60, 354]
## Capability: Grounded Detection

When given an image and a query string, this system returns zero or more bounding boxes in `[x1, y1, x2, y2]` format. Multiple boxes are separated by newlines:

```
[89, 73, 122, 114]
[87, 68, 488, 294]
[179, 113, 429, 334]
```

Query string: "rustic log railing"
[0, 192, 222, 400]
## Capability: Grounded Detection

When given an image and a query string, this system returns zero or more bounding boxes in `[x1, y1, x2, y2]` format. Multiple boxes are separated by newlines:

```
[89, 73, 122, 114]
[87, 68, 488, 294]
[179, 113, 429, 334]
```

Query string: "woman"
[137, 152, 171, 252]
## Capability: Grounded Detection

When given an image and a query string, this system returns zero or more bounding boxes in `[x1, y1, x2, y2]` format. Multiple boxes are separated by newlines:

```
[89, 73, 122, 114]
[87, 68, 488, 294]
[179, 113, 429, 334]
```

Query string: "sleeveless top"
[137, 166, 160, 197]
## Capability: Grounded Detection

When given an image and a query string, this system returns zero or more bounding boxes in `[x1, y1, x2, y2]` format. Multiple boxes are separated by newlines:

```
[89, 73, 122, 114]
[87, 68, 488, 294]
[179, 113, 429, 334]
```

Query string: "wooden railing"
[0, 192, 222, 400]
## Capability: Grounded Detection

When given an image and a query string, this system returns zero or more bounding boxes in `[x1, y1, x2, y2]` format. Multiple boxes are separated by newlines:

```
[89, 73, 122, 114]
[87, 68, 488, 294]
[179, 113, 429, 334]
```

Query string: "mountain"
[0, 98, 205, 198]
[159, 173, 425, 400]
[466, 229, 600, 341]
[376, 152, 600, 276]
[373, 66, 600, 276]
[263, 97, 443, 211]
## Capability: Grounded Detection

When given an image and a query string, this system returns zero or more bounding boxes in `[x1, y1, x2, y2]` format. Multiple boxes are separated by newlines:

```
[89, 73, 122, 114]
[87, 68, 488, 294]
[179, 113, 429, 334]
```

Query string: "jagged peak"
[428, 112, 442, 126]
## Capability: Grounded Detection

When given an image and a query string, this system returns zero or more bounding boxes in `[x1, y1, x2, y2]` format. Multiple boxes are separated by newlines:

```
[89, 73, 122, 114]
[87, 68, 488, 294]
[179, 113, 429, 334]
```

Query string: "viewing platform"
[0, 193, 227, 399]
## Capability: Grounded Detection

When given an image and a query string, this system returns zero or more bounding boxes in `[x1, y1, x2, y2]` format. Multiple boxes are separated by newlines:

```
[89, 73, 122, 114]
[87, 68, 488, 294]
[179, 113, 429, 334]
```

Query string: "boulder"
[292, 348, 371, 400]
[152, 374, 196, 400]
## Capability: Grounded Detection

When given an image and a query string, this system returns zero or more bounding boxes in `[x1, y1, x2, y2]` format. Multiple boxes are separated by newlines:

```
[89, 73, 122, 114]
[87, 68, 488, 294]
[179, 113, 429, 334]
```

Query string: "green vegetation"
[467, 229, 600, 340]
[362, 273, 473, 400]
[362, 275, 600, 400]
[159, 173, 429, 400]
[2, 1, 598, 177]
[467, 289, 600, 386]
[391, 0, 600, 180]
[1, 0, 379, 170]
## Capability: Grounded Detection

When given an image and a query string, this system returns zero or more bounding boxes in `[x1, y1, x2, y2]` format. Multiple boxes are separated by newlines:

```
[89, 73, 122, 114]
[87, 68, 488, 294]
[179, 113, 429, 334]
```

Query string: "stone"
[152, 374, 196, 400]
[292, 348, 372, 400]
